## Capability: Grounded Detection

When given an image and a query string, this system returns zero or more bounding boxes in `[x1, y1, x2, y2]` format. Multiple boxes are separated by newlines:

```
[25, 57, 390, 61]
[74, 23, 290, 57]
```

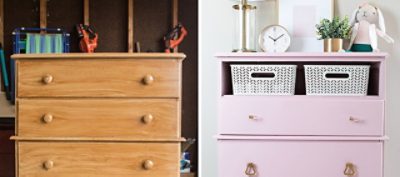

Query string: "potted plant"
[316, 16, 351, 52]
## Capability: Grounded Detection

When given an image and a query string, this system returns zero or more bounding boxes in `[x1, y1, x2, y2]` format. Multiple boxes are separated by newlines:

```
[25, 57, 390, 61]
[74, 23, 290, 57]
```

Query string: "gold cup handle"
[344, 163, 357, 177]
[245, 163, 257, 176]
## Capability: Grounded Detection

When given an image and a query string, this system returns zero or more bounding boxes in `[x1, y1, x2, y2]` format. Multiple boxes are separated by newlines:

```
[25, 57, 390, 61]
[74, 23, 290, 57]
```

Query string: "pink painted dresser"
[216, 53, 388, 177]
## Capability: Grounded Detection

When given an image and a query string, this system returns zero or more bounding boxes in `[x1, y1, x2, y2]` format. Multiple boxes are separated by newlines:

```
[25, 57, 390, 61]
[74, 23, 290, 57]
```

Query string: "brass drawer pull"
[344, 162, 357, 177]
[245, 162, 257, 176]
[349, 117, 361, 123]
[42, 74, 54, 84]
[42, 114, 53, 124]
[248, 115, 259, 120]
[143, 160, 154, 170]
[142, 114, 154, 124]
[142, 75, 154, 85]
[43, 160, 54, 170]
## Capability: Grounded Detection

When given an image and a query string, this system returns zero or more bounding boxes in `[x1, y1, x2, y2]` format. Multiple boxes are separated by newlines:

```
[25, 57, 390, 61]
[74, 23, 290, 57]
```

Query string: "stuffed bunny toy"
[348, 3, 394, 52]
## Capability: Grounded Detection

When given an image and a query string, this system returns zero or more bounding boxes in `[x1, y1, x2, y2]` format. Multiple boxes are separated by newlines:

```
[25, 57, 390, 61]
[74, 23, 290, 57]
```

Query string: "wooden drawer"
[218, 139, 383, 177]
[17, 59, 180, 98]
[17, 99, 179, 139]
[18, 142, 179, 177]
[219, 96, 384, 136]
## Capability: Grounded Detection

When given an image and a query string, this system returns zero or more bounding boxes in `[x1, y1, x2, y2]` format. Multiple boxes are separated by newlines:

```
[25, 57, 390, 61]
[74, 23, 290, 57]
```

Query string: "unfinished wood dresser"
[11, 53, 185, 177]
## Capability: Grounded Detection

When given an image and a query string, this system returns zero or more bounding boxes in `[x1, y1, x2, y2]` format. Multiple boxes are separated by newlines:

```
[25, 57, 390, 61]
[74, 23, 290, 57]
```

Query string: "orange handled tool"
[164, 23, 188, 53]
[76, 24, 98, 53]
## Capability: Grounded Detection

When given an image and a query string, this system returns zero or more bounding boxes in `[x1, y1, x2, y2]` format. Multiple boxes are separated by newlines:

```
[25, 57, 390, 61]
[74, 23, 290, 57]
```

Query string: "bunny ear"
[377, 8, 386, 33]
[349, 8, 359, 26]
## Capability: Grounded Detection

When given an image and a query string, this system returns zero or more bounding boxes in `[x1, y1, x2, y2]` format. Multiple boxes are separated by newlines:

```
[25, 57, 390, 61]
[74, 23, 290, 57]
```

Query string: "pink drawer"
[218, 139, 383, 177]
[219, 96, 384, 136]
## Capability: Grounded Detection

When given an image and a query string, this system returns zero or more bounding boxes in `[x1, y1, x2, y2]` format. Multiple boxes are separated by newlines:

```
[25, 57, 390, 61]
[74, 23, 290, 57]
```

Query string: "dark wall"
[90, 0, 128, 52]
[0, 119, 15, 177]
[179, 0, 198, 173]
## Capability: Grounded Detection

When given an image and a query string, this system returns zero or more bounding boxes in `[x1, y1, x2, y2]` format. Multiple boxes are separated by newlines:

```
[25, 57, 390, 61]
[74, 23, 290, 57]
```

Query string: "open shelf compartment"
[217, 53, 386, 99]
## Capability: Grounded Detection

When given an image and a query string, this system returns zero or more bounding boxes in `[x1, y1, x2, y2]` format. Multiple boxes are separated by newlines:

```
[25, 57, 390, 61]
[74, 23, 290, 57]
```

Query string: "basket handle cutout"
[251, 72, 276, 79]
[324, 73, 350, 80]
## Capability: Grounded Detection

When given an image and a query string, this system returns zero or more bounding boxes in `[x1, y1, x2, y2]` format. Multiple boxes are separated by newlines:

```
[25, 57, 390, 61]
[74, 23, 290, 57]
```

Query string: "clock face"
[259, 25, 291, 53]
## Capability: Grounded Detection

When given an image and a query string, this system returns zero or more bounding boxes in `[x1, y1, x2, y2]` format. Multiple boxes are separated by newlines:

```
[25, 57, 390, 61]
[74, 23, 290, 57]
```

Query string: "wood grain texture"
[17, 99, 179, 139]
[128, 0, 134, 53]
[11, 136, 185, 142]
[84, 0, 89, 25]
[172, 0, 178, 27]
[172, 0, 178, 52]
[39, 0, 47, 28]
[18, 142, 180, 177]
[181, 173, 195, 177]
[12, 53, 186, 60]
[17, 59, 181, 98]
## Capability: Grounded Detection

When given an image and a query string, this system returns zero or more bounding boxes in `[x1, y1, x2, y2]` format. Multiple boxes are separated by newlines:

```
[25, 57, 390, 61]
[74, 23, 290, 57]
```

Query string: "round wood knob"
[142, 160, 154, 170]
[43, 160, 54, 170]
[42, 114, 53, 124]
[142, 75, 154, 85]
[42, 74, 53, 84]
[142, 114, 154, 124]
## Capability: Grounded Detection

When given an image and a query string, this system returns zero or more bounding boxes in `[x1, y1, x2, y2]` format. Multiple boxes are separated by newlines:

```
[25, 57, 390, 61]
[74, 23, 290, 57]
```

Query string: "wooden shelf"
[0, 92, 14, 118]
[181, 173, 195, 177]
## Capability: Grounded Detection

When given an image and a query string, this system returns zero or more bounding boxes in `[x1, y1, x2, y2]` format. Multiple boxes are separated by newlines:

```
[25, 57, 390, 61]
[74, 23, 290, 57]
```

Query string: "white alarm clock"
[259, 25, 291, 53]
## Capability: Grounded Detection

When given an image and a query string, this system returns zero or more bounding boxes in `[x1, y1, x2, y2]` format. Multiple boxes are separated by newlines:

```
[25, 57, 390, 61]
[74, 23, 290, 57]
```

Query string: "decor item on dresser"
[9, 27, 70, 105]
[232, 0, 257, 52]
[0, 44, 10, 100]
[259, 25, 291, 53]
[278, 0, 333, 52]
[316, 16, 351, 52]
[164, 23, 188, 53]
[216, 52, 387, 177]
[348, 3, 394, 52]
[231, 64, 297, 95]
[11, 53, 185, 177]
[304, 65, 370, 96]
[76, 24, 99, 53]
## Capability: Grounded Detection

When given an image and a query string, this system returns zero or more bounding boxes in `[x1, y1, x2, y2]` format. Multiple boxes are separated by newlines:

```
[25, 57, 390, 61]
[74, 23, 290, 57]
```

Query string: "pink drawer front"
[219, 96, 384, 136]
[218, 139, 383, 177]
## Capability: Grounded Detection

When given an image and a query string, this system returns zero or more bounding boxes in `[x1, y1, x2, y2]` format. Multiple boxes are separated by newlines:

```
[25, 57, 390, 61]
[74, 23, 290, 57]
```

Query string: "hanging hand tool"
[0, 43, 11, 100]
[76, 24, 98, 53]
[164, 23, 188, 53]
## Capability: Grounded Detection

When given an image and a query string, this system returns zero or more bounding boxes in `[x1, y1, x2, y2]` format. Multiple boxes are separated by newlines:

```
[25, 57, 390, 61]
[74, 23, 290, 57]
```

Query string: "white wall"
[199, 0, 400, 177]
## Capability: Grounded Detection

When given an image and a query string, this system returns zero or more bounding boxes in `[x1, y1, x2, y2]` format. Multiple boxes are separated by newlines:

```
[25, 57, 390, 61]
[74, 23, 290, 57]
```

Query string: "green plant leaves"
[316, 16, 351, 40]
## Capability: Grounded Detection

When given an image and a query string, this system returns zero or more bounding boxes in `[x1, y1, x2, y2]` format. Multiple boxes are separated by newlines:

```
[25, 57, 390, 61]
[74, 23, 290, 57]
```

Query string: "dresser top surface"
[216, 52, 388, 61]
[11, 52, 186, 60]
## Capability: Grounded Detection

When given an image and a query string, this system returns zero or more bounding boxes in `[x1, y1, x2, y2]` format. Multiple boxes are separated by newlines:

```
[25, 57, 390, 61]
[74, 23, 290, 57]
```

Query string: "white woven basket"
[231, 65, 297, 95]
[304, 65, 370, 96]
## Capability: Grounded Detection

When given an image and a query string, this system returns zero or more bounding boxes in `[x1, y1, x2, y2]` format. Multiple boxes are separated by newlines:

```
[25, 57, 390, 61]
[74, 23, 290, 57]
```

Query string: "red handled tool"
[76, 24, 98, 53]
[164, 23, 188, 53]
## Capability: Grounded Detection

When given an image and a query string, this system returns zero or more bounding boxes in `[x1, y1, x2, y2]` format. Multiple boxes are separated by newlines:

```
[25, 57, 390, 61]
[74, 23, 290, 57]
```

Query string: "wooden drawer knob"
[142, 160, 154, 170]
[142, 75, 154, 85]
[42, 114, 53, 124]
[142, 114, 154, 124]
[43, 160, 54, 170]
[42, 74, 54, 84]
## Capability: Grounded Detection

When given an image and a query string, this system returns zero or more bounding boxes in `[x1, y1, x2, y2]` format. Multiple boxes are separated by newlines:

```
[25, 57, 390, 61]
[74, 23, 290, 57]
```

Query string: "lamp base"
[232, 48, 257, 52]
